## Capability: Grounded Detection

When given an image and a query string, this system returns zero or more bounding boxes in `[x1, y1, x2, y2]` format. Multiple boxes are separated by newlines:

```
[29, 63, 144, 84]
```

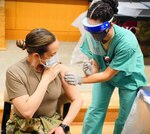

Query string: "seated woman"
[6, 28, 83, 134]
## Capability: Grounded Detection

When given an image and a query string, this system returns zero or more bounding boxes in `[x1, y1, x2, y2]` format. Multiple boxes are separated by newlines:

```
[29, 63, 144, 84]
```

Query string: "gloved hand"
[64, 73, 83, 85]
[82, 59, 93, 76]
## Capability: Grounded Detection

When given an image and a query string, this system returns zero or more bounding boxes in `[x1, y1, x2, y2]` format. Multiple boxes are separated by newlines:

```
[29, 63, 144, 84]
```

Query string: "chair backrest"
[57, 93, 71, 118]
[1, 90, 70, 134]
[3, 89, 11, 103]
[1, 89, 12, 134]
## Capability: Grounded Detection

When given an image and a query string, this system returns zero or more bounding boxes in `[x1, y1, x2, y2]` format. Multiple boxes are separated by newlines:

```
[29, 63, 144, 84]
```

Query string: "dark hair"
[16, 28, 56, 55]
[87, 0, 118, 22]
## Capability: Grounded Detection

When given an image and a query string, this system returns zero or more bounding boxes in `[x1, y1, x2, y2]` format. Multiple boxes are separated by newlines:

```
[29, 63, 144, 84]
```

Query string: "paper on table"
[119, 2, 149, 9]
[141, 2, 150, 8]
[118, 6, 142, 18]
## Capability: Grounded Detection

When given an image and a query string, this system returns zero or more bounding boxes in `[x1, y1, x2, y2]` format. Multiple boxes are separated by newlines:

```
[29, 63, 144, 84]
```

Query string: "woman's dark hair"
[87, 0, 118, 22]
[16, 28, 56, 55]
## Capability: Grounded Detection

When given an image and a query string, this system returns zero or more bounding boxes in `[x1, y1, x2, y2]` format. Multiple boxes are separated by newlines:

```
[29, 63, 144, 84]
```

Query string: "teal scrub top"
[80, 24, 147, 90]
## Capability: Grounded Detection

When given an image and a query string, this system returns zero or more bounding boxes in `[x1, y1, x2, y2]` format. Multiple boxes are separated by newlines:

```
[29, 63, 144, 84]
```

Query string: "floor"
[70, 123, 115, 134]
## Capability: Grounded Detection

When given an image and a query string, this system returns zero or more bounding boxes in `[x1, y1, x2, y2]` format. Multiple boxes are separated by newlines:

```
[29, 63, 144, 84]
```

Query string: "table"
[115, 1, 150, 21]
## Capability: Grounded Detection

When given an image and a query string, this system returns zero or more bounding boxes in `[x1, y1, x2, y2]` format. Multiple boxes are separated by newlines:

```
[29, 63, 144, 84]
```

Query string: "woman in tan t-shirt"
[6, 28, 83, 134]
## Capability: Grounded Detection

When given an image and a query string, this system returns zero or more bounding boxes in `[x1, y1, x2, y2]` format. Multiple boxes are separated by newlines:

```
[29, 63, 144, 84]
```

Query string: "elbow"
[81, 99, 84, 108]
[71, 96, 84, 108]
[81, 98, 84, 107]
[21, 110, 34, 119]
[104, 76, 110, 82]
[77, 97, 84, 108]
[102, 73, 111, 82]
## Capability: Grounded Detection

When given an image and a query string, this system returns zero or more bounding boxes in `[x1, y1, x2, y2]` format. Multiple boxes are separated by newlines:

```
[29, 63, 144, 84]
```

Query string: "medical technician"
[64, 0, 147, 134]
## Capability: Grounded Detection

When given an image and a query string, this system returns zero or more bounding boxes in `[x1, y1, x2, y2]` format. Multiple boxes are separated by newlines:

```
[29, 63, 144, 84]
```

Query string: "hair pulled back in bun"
[87, 0, 118, 22]
[16, 28, 56, 55]
[16, 40, 26, 50]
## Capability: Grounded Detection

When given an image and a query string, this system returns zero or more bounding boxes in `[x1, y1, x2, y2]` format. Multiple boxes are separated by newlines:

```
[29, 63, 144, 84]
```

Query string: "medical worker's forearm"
[82, 72, 109, 83]
[82, 67, 118, 84]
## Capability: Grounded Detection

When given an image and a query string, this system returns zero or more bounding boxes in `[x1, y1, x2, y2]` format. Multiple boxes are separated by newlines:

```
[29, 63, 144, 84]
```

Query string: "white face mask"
[40, 53, 60, 68]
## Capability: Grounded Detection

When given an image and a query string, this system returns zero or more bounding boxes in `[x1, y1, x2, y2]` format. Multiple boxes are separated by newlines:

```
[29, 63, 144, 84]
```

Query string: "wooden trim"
[73, 108, 118, 124]
[5, 0, 88, 41]
[0, 107, 118, 124]
[6, 29, 81, 41]
[0, 109, 3, 124]
[0, 0, 6, 49]
[0, 48, 7, 51]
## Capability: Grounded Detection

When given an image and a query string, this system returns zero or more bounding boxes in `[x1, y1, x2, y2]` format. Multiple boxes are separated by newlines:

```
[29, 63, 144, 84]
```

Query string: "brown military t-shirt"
[6, 58, 64, 118]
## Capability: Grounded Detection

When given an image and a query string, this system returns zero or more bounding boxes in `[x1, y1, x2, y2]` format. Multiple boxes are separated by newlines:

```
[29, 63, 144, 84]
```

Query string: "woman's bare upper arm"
[60, 65, 81, 101]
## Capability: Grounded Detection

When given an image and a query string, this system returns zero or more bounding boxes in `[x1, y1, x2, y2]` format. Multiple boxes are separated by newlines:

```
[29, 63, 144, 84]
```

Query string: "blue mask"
[39, 54, 59, 68]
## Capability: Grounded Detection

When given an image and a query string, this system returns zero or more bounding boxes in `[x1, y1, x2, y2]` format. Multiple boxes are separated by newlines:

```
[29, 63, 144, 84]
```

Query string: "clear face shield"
[82, 18, 112, 42]
[70, 1, 114, 64]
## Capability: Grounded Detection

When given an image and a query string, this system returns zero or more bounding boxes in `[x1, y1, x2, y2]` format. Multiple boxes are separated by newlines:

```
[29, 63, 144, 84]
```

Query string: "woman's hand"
[11, 63, 62, 119]
[48, 126, 65, 134]
[42, 63, 61, 82]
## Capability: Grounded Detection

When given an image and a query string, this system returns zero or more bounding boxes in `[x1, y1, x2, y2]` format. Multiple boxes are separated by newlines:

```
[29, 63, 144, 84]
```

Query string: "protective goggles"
[82, 18, 111, 33]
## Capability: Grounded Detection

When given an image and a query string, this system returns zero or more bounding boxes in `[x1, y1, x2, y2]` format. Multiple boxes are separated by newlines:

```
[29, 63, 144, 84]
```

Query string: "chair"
[1, 89, 70, 134]
[1, 89, 12, 134]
